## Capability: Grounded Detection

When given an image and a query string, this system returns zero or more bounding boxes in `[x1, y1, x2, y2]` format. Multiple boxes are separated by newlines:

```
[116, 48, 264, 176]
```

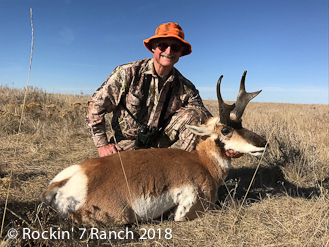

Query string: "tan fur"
[72, 147, 218, 225]
[41, 116, 266, 225]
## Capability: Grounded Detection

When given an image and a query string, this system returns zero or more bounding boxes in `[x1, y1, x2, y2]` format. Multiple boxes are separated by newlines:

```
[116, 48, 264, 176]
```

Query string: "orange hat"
[143, 22, 192, 56]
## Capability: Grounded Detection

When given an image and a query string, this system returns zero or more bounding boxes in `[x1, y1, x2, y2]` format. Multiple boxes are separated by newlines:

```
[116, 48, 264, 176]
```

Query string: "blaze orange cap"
[143, 22, 192, 56]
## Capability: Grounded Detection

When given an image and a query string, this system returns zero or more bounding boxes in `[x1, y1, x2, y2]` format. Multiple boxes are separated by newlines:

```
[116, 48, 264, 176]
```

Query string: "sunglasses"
[156, 42, 182, 53]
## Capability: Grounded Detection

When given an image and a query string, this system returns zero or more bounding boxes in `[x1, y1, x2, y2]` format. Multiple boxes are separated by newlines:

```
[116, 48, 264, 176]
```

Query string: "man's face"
[152, 38, 184, 72]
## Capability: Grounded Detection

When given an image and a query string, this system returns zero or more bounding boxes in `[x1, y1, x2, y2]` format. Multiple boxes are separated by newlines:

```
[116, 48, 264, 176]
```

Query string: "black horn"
[217, 71, 262, 128]
[217, 75, 235, 126]
[230, 71, 262, 123]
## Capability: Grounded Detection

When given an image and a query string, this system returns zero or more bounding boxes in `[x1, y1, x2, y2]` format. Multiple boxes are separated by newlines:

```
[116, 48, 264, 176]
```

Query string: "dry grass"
[0, 87, 328, 246]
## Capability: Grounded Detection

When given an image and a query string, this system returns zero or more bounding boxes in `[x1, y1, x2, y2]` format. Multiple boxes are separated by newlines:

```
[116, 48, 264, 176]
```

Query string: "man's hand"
[225, 149, 244, 158]
[98, 144, 123, 157]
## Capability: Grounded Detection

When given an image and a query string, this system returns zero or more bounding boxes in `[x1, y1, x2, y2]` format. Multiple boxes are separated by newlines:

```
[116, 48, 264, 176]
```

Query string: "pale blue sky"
[0, 0, 328, 104]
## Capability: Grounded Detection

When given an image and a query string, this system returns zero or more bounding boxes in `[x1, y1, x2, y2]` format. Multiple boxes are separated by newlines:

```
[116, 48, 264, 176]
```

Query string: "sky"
[0, 0, 328, 104]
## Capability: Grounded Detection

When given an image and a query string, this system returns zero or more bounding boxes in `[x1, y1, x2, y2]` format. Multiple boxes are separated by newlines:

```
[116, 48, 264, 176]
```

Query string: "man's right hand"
[98, 144, 123, 157]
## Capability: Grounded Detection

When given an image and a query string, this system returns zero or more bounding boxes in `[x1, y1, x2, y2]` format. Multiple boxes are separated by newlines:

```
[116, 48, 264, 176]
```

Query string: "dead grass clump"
[0, 110, 20, 134]
[237, 196, 329, 246]
[0, 87, 89, 136]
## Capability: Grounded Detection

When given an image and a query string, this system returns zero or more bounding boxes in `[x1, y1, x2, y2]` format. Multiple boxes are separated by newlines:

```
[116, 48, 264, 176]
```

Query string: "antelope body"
[41, 71, 267, 225]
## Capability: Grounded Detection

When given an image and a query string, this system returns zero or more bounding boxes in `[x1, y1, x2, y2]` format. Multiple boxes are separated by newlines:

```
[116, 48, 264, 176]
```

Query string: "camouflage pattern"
[86, 58, 212, 151]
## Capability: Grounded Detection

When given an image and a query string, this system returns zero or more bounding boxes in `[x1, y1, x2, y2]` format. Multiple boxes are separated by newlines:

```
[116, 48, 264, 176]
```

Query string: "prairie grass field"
[0, 85, 328, 246]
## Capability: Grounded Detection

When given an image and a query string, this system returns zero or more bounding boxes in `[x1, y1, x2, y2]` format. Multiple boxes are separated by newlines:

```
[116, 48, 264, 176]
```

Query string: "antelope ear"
[186, 124, 212, 136]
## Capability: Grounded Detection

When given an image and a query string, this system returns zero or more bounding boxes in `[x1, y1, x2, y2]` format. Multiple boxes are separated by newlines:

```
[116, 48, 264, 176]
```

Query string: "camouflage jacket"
[86, 58, 212, 148]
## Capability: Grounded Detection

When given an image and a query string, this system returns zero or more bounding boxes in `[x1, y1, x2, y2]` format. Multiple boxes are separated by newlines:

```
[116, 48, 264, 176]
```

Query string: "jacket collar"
[144, 58, 177, 86]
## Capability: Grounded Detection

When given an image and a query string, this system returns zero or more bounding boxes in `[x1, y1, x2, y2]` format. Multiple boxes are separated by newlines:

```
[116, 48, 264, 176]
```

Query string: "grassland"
[0, 86, 328, 246]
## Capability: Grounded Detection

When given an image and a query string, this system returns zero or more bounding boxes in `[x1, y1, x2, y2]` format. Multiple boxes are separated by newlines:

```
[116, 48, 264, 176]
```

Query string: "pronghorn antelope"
[41, 71, 267, 225]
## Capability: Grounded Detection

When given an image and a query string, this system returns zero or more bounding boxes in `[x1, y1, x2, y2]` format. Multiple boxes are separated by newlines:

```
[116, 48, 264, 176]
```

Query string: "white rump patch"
[50, 165, 81, 184]
[133, 185, 197, 221]
[48, 165, 87, 215]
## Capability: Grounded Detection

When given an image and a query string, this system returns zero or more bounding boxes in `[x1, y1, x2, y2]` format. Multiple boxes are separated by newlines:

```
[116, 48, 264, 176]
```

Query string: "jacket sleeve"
[177, 73, 213, 121]
[86, 66, 128, 148]
[186, 86, 213, 121]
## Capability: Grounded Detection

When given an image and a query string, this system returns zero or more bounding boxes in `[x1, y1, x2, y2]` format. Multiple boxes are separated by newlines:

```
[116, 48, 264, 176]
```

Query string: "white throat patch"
[211, 152, 232, 169]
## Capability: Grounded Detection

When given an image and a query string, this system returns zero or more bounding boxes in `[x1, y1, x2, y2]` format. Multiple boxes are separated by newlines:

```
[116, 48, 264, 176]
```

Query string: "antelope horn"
[217, 75, 235, 126]
[230, 71, 262, 123]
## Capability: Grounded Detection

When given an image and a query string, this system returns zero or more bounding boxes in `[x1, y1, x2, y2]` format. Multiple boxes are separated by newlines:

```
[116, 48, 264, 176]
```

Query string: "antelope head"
[187, 71, 267, 158]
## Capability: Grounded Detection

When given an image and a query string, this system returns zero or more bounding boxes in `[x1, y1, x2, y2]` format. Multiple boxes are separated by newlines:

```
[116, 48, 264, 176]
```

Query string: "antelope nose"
[260, 139, 268, 148]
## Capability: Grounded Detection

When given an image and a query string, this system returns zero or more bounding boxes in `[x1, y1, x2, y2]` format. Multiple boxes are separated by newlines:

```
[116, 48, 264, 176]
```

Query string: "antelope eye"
[221, 127, 232, 136]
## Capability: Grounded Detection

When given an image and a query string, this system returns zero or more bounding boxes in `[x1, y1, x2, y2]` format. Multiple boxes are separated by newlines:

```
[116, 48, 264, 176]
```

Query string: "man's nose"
[164, 46, 173, 54]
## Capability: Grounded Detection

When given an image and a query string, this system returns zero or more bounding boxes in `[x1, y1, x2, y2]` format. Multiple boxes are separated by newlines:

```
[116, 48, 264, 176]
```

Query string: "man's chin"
[160, 56, 177, 64]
